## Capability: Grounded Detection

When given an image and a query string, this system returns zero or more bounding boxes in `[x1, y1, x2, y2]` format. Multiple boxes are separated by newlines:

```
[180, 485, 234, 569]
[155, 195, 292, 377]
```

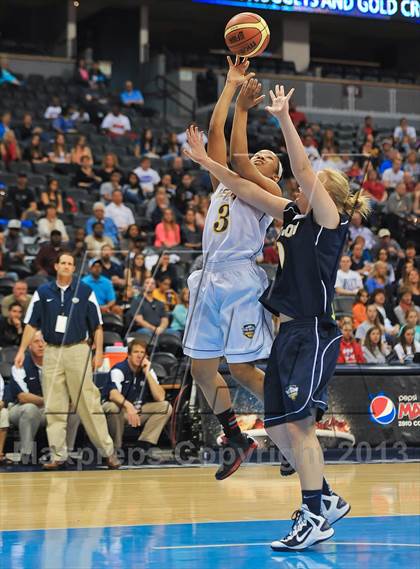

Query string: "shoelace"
[284, 509, 307, 540]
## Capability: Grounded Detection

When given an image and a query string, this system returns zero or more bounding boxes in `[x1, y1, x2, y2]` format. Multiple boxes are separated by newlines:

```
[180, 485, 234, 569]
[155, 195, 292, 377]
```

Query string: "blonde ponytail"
[318, 168, 371, 219]
[343, 191, 371, 219]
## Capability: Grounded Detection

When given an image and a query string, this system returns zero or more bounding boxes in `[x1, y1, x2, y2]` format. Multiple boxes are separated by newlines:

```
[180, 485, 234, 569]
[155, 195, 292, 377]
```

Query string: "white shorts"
[183, 259, 274, 363]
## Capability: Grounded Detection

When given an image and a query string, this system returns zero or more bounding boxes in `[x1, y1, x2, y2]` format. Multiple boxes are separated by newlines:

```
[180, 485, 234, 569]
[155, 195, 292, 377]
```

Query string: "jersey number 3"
[213, 204, 230, 233]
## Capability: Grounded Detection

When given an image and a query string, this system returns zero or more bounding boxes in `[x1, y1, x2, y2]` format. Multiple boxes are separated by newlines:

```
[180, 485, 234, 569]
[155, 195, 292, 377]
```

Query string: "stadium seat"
[103, 331, 124, 347]
[0, 346, 18, 365]
[0, 278, 16, 295]
[156, 333, 183, 358]
[152, 362, 168, 382]
[9, 161, 32, 174]
[102, 313, 124, 334]
[24, 274, 49, 293]
[0, 362, 12, 381]
[151, 352, 179, 377]
[333, 296, 354, 315]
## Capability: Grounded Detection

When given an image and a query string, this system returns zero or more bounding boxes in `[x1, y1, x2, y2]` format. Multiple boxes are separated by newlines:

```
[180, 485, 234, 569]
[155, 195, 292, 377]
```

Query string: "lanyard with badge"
[55, 287, 68, 334]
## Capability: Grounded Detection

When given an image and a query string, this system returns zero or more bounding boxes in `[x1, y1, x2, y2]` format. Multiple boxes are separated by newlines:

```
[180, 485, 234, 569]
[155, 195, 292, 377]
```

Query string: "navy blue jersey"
[108, 359, 159, 406]
[10, 353, 43, 403]
[260, 202, 349, 320]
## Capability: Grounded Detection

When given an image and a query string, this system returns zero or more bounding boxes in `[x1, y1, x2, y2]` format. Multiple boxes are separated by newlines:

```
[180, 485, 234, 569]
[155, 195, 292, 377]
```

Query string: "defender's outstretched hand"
[265, 84, 295, 119]
[236, 78, 265, 111]
[183, 126, 209, 166]
[226, 56, 255, 88]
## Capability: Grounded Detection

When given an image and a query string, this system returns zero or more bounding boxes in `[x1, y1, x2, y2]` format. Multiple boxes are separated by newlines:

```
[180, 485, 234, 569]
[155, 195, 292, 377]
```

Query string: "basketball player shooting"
[184, 84, 370, 551]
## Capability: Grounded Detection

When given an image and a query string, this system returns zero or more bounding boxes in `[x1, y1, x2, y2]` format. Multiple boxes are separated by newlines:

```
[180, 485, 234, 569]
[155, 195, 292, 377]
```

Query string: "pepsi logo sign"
[369, 395, 397, 425]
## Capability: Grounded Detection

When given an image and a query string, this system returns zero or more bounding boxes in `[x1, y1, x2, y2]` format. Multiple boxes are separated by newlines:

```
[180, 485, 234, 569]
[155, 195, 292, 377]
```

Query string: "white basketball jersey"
[202, 183, 273, 263]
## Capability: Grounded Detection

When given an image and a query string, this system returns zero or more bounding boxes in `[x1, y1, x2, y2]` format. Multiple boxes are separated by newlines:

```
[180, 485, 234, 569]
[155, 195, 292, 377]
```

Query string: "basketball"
[224, 12, 270, 58]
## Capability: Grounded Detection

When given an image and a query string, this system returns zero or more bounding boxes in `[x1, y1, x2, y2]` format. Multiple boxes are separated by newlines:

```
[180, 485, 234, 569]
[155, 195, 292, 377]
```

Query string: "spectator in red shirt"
[362, 169, 387, 203]
[289, 104, 307, 128]
[337, 323, 366, 364]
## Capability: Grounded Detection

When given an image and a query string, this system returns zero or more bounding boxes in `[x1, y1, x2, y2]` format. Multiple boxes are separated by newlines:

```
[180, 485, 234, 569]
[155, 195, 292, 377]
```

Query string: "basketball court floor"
[0, 462, 419, 568]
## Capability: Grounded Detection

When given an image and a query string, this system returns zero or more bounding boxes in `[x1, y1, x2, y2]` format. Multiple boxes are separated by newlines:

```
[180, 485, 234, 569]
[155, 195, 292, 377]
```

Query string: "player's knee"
[191, 359, 215, 385]
[228, 363, 256, 383]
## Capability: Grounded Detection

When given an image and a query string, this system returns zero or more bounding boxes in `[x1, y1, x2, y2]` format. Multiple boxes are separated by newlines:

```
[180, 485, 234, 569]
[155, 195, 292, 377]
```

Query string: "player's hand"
[226, 56, 254, 88]
[14, 349, 25, 368]
[183, 126, 208, 165]
[265, 84, 295, 119]
[126, 405, 141, 428]
[236, 78, 265, 111]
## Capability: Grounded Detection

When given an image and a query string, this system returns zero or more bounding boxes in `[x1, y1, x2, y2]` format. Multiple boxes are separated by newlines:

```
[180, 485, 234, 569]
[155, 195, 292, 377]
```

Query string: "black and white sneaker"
[215, 434, 257, 481]
[271, 505, 334, 552]
[322, 492, 351, 525]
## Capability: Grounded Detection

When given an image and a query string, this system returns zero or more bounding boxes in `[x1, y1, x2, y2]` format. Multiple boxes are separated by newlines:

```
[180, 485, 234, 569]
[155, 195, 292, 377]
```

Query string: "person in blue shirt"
[0, 62, 20, 86]
[183, 82, 371, 551]
[9, 330, 80, 465]
[86, 202, 119, 245]
[15, 251, 120, 469]
[120, 80, 144, 108]
[102, 339, 172, 453]
[169, 287, 189, 336]
[82, 258, 116, 314]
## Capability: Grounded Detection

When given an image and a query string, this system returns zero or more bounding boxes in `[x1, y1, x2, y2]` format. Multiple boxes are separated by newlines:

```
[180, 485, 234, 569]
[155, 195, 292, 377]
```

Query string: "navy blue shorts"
[264, 317, 342, 427]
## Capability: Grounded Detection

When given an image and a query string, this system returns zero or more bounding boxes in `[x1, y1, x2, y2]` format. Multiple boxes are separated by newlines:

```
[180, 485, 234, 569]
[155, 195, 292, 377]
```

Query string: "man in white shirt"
[302, 134, 320, 163]
[44, 97, 62, 120]
[105, 189, 134, 234]
[176, 129, 208, 150]
[393, 118, 417, 145]
[134, 156, 161, 197]
[348, 211, 376, 250]
[101, 105, 131, 137]
[335, 255, 363, 296]
[382, 157, 404, 189]
[37, 205, 69, 243]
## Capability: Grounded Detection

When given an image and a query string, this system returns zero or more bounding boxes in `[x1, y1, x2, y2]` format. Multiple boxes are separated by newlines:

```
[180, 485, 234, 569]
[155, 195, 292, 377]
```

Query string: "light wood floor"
[0, 463, 419, 531]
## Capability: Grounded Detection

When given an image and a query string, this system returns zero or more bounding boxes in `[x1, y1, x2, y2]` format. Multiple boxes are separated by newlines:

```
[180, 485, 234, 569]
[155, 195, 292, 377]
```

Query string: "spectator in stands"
[395, 242, 418, 281]
[394, 118, 417, 146]
[169, 287, 189, 336]
[358, 115, 376, 139]
[9, 330, 79, 464]
[70, 135, 93, 165]
[152, 252, 179, 288]
[376, 248, 395, 284]
[125, 253, 150, 299]
[75, 58, 90, 86]
[120, 80, 144, 109]
[135, 128, 158, 157]
[90, 62, 108, 87]
[86, 202, 119, 245]
[0, 111, 11, 140]
[386, 182, 413, 216]
[337, 323, 365, 364]
[372, 228, 402, 263]
[71, 227, 87, 260]
[74, 154, 102, 190]
[100, 244, 126, 288]
[34, 230, 66, 276]
[105, 189, 135, 234]
[1, 280, 31, 318]
[356, 304, 385, 343]
[392, 325, 420, 363]
[349, 211, 376, 250]
[85, 222, 114, 257]
[127, 277, 169, 337]
[82, 258, 116, 314]
[0, 130, 21, 165]
[23, 133, 48, 164]
[120, 224, 146, 254]
[40, 178, 64, 214]
[181, 208, 202, 250]
[352, 289, 369, 329]
[147, 186, 170, 225]
[16, 113, 40, 143]
[335, 255, 363, 296]
[123, 172, 144, 204]
[0, 373, 10, 465]
[378, 144, 398, 175]
[0, 182, 16, 219]
[403, 171, 416, 193]
[48, 133, 71, 165]
[336, 153, 354, 175]
[382, 157, 404, 189]
[52, 106, 77, 134]
[160, 173, 177, 195]
[168, 156, 186, 186]
[0, 302, 23, 346]
[101, 104, 131, 138]
[4, 219, 25, 263]
[174, 173, 196, 214]
[404, 268, 420, 306]
[0, 59, 20, 86]
[365, 261, 390, 294]
[44, 96, 62, 120]
[302, 134, 320, 162]
[100, 170, 123, 203]
[289, 103, 307, 128]
[404, 150, 420, 181]
[134, 156, 161, 197]
[405, 309, 420, 342]
[154, 208, 181, 249]
[195, 195, 210, 232]
[350, 241, 371, 277]
[161, 132, 182, 161]
[37, 204, 69, 243]
[394, 288, 418, 326]
[97, 153, 121, 183]
[102, 339, 172, 453]
[9, 173, 36, 219]
[371, 289, 400, 338]
[362, 169, 387, 203]
[362, 326, 390, 364]
[152, 275, 179, 312]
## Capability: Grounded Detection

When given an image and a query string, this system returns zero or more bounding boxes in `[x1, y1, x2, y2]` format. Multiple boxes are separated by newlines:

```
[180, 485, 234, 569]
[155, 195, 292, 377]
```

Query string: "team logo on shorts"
[242, 324, 256, 339]
[286, 385, 299, 400]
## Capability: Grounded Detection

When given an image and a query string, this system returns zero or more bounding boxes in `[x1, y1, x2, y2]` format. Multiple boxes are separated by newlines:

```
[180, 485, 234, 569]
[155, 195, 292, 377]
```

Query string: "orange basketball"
[224, 12, 270, 58]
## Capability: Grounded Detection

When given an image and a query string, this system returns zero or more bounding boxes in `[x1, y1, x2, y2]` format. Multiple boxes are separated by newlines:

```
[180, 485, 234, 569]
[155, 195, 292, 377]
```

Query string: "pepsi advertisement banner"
[199, 367, 420, 450]
[193, 0, 420, 23]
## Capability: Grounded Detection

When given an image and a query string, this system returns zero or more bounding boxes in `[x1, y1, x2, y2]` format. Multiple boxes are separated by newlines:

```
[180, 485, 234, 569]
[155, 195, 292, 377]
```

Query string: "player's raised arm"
[231, 79, 282, 197]
[266, 85, 340, 229]
[207, 56, 254, 191]
[184, 126, 290, 219]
